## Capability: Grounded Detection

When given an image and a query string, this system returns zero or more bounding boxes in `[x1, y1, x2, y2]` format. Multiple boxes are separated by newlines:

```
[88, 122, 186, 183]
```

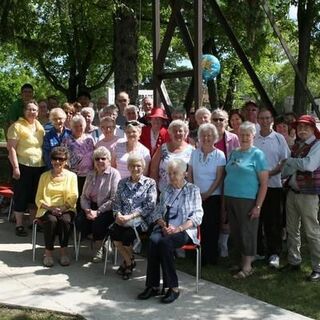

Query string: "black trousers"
[75, 202, 114, 241]
[146, 228, 189, 289]
[40, 211, 73, 250]
[257, 187, 283, 257]
[201, 195, 221, 265]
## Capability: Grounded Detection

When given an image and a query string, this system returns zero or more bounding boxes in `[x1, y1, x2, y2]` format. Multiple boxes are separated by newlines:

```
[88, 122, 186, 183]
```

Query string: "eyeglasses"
[125, 120, 140, 127]
[51, 157, 67, 161]
[95, 157, 107, 161]
[212, 118, 225, 122]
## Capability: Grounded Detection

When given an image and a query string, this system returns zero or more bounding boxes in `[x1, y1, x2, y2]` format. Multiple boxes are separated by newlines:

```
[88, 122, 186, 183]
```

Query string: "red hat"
[148, 107, 168, 119]
[293, 115, 320, 139]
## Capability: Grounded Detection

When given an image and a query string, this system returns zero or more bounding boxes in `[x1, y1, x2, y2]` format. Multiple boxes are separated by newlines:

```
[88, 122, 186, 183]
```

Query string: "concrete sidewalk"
[0, 217, 312, 320]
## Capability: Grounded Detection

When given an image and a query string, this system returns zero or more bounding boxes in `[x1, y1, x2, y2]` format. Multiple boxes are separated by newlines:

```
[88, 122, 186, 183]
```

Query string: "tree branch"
[87, 62, 114, 91]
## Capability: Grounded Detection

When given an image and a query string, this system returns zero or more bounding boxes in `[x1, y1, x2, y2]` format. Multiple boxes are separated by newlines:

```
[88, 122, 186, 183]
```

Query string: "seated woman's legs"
[40, 212, 59, 257]
[92, 210, 114, 248]
[111, 224, 136, 279]
[75, 210, 92, 239]
[56, 212, 73, 266]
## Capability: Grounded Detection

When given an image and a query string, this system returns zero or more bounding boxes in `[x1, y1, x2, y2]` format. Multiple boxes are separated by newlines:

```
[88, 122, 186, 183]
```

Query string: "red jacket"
[140, 126, 170, 156]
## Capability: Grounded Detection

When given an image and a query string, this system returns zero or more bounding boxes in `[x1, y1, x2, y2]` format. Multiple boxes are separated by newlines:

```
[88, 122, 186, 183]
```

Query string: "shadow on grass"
[176, 244, 320, 320]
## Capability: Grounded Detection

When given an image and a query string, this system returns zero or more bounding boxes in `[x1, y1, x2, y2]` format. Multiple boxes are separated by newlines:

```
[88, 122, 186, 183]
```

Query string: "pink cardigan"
[224, 131, 240, 160]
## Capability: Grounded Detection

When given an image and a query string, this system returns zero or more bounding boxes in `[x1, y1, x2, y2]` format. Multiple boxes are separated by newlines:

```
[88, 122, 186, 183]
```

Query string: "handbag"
[123, 216, 143, 228]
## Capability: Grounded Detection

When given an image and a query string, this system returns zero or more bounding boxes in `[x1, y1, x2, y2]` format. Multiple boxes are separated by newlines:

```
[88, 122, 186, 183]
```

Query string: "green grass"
[0, 305, 83, 320]
[176, 243, 320, 320]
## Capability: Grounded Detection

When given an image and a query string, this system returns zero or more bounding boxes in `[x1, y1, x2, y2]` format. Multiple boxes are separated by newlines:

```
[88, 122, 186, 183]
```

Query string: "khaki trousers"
[286, 190, 320, 272]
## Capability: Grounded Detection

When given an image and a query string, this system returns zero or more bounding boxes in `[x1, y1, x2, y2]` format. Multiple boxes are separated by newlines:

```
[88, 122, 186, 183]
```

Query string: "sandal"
[122, 266, 132, 280]
[233, 269, 254, 279]
[131, 256, 136, 270]
[15, 226, 27, 237]
[116, 262, 127, 275]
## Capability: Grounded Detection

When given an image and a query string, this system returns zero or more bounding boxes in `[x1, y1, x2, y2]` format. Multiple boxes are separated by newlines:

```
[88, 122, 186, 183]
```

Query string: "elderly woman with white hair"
[124, 105, 140, 122]
[224, 121, 268, 278]
[61, 114, 95, 208]
[138, 159, 203, 303]
[111, 153, 157, 280]
[77, 146, 121, 262]
[43, 108, 72, 169]
[188, 123, 226, 265]
[150, 119, 193, 192]
[112, 120, 151, 178]
[188, 107, 211, 146]
[81, 107, 100, 142]
[211, 108, 240, 160]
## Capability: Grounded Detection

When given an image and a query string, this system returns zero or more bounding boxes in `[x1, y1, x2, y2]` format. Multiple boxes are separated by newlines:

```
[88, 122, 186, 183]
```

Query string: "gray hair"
[71, 114, 86, 128]
[124, 105, 139, 116]
[49, 107, 66, 121]
[197, 123, 219, 143]
[81, 107, 95, 119]
[127, 152, 146, 169]
[93, 146, 111, 161]
[240, 121, 256, 136]
[167, 158, 187, 174]
[168, 119, 189, 136]
[99, 105, 119, 119]
[195, 107, 211, 120]
[211, 108, 229, 122]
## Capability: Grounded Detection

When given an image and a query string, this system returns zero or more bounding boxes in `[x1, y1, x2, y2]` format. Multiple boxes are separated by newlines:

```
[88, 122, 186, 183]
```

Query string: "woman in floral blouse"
[111, 153, 157, 280]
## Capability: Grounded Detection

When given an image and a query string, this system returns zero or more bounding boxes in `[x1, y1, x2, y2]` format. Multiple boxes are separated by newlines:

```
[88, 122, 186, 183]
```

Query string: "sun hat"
[293, 115, 320, 139]
[148, 107, 168, 120]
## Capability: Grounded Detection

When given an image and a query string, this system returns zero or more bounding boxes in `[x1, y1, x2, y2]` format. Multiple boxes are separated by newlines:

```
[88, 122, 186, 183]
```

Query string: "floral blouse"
[113, 175, 157, 231]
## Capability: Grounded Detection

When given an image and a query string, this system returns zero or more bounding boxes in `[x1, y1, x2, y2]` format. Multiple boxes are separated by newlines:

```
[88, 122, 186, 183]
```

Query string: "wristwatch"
[97, 210, 101, 216]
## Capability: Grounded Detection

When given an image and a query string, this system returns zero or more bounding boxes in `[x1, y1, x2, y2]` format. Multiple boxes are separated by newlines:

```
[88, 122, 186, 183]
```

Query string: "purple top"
[62, 134, 95, 176]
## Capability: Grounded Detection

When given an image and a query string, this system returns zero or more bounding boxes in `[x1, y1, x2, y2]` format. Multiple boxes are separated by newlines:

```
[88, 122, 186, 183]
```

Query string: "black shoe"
[137, 287, 160, 300]
[280, 263, 301, 272]
[161, 288, 180, 303]
[308, 271, 320, 282]
[15, 226, 27, 237]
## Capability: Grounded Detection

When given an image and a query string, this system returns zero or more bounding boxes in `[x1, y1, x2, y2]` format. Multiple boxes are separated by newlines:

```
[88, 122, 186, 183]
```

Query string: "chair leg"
[32, 221, 37, 262]
[103, 237, 110, 275]
[7, 198, 13, 222]
[114, 246, 118, 266]
[73, 224, 78, 261]
[196, 248, 199, 293]
[76, 231, 81, 261]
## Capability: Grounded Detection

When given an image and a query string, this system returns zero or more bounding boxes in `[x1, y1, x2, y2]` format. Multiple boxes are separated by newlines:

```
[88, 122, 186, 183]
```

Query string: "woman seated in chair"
[35, 146, 78, 267]
[111, 153, 157, 280]
[137, 159, 203, 303]
[77, 146, 121, 262]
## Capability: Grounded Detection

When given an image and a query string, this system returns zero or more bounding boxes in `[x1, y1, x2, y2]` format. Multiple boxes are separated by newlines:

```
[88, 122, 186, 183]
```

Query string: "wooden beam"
[159, 70, 193, 79]
[209, 0, 275, 114]
[152, 0, 161, 106]
[194, 0, 203, 108]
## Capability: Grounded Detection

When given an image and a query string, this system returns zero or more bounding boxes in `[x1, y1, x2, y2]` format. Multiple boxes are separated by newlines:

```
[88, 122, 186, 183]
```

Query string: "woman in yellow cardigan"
[35, 146, 78, 267]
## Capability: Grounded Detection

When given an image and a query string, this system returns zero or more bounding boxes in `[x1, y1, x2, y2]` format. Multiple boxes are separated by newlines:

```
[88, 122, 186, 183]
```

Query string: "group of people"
[4, 82, 320, 305]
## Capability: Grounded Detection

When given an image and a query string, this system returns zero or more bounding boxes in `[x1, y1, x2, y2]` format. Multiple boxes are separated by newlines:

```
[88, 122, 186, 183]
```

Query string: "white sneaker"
[269, 254, 280, 269]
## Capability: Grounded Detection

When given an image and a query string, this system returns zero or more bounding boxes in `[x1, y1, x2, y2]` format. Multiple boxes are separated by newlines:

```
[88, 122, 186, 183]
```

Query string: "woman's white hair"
[124, 105, 139, 116]
[211, 108, 229, 122]
[168, 119, 189, 136]
[71, 114, 86, 128]
[49, 107, 66, 121]
[195, 107, 211, 120]
[81, 107, 95, 119]
[197, 123, 219, 143]
[240, 121, 256, 136]
[127, 152, 146, 169]
[93, 146, 111, 161]
[167, 158, 187, 174]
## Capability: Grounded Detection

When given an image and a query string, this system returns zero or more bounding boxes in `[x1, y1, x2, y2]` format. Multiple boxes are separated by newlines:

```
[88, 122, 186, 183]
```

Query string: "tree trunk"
[293, 0, 316, 116]
[113, 2, 138, 104]
[224, 64, 240, 111]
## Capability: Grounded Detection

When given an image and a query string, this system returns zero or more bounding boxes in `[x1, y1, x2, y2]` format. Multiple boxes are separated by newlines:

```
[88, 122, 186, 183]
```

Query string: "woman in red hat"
[139, 108, 170, 156]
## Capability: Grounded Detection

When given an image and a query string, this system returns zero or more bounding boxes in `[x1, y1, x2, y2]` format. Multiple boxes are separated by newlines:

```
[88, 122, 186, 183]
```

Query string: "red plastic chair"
[0, 185, 14, 221]
[181, 225, 201, 292]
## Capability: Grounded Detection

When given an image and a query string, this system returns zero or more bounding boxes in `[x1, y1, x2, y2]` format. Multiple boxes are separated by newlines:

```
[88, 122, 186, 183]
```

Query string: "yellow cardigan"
[35, 169, 78, 218]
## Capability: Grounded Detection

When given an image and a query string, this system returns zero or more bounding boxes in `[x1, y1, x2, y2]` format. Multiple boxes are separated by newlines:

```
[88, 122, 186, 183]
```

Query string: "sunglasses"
[212, 118, 225, 122]
[125, 121, 140, 127]
[95, 157, 107, 161]
[51, 157, 67, 161]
